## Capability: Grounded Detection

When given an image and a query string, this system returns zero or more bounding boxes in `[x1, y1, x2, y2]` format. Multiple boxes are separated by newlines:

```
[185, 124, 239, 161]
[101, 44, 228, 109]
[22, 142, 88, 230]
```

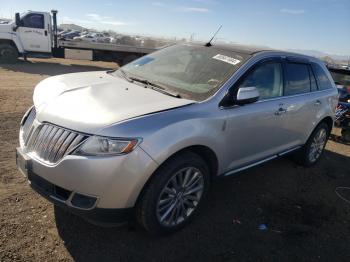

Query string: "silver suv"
[16, 43, 338, 234]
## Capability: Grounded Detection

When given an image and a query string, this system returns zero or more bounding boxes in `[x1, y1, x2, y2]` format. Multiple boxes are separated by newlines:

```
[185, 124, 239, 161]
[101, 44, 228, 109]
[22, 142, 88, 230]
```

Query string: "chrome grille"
[21, 106, 36, 146]
[20, 107, 88, 164]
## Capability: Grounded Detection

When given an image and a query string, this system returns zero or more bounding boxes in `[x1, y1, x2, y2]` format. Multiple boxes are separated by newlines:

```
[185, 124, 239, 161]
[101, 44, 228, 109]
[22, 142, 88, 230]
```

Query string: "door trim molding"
[221, 145, 302, 177]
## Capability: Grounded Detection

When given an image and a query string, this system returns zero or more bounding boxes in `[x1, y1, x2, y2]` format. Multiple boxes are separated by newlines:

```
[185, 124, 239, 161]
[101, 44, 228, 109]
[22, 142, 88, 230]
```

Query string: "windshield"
[329, 69, 350, 86]
[113, 44, 250, 101]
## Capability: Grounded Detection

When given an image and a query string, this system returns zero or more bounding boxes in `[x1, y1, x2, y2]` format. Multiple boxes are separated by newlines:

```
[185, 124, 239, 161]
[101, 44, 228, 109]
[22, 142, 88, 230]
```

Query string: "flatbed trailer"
[56, 40, 157, 64]
[0, 10, 158, 64]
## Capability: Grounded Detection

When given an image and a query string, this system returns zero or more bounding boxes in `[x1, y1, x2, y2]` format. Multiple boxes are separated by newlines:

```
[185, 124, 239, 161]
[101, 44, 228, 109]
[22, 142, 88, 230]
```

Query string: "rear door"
[17, 12, 51, 53]
[274, 59, 320, 148]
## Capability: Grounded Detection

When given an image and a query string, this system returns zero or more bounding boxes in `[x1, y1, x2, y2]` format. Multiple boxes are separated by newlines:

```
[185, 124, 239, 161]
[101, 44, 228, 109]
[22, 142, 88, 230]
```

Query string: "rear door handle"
[275, 107, 287, 116]
[45, 30, 48, 36]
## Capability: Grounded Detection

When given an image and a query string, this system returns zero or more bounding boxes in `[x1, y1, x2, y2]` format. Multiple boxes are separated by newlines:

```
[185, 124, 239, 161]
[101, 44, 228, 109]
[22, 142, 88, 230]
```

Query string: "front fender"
[98, 103, 228, 174]
[0, 32, 24, 53]
[139, 118, 225, 171]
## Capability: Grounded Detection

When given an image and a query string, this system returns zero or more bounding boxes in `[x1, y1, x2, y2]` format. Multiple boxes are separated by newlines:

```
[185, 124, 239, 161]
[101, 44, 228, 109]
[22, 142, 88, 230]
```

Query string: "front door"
[222, 59, 289, 171]
[17, 12, 51, 53]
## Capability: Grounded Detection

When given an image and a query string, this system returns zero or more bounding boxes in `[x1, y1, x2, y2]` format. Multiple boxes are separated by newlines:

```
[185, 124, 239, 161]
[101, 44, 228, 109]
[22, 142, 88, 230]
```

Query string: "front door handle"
[45, 30, 48, 36]
[275, 107, 287, 116]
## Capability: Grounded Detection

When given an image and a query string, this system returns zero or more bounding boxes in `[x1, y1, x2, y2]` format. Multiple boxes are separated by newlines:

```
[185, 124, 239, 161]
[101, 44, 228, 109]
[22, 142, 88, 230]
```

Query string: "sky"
[1, 0, 349, 56]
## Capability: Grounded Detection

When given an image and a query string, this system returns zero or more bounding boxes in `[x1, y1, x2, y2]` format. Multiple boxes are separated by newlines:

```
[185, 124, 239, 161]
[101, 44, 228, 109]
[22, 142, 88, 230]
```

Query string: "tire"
[136, 151, 210, 235]
[0, 44, 18, 64]
[294, 122, 330, 166]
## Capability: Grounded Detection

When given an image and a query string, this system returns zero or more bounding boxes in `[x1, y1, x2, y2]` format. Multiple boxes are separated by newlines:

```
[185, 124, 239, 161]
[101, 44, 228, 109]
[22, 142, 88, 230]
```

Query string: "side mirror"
[13, 13, 20, 31]
[15, 13, 20, 26]
[236, 86, 259, 104]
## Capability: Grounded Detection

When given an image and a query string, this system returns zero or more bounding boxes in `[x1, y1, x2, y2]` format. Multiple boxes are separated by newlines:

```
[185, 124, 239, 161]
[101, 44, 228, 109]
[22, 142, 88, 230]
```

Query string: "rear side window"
[284, 63, 310, 96]
[21, 14, 44, 29]
[312, 63, 333, 90]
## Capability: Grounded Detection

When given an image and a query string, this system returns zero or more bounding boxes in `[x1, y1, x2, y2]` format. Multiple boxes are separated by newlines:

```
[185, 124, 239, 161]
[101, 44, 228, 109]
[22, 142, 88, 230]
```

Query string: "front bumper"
[28, 171, 132, 225]
[16, 145, 158, 211]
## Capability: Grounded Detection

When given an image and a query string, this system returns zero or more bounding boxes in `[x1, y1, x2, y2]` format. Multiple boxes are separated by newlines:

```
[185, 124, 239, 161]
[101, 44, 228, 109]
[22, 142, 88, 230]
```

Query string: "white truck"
[0, 10, 157, 64]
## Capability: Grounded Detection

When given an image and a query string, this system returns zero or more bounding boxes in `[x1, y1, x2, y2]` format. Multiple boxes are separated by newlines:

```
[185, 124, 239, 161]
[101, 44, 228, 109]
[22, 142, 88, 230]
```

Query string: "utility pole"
[190, 33, 195, 42]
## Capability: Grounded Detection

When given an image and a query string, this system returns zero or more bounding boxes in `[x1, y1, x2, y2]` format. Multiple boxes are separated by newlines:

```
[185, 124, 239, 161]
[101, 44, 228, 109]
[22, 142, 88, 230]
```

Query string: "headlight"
[74, 136, 141, 156]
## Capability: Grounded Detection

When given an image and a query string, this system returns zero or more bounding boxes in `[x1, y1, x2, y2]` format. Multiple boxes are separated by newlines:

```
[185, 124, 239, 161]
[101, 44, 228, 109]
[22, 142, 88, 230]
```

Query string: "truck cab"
[0, 11, 52, 62]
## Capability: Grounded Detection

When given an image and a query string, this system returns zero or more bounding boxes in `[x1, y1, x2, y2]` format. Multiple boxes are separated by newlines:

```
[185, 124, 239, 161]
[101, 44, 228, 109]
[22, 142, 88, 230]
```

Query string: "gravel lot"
[1, 58, 350, 262]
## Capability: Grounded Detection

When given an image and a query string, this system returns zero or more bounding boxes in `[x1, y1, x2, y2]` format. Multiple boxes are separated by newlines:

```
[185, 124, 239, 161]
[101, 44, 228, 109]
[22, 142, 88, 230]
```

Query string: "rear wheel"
[0, 44, 18, 63]
[136, 152, 210, 235]
[294, 122, 330, 166]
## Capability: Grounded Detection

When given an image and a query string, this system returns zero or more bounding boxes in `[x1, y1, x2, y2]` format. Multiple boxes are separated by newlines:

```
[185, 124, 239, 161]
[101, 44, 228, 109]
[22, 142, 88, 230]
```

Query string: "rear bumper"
[28, 171, 133, 225]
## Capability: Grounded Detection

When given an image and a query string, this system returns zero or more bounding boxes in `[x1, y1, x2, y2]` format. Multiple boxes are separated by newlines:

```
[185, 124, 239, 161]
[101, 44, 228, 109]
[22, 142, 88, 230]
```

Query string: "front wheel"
[0, 44, 18, 63]
[294, 122, 330, 166]
[136, 152, 210, 235]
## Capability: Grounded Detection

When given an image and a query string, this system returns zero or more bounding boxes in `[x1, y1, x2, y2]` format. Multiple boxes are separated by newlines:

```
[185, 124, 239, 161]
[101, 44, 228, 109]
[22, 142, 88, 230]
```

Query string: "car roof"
[186, 42, 316, 59]
[185, 41, 272, 55]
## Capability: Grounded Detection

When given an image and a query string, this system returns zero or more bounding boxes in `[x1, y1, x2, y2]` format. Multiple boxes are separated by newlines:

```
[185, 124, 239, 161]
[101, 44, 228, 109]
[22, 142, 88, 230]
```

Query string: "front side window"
[312, 63, 333, 90]
[21, 14, 44, 29]
[238, 62, 283, 100]
[284, 63, 311, 96]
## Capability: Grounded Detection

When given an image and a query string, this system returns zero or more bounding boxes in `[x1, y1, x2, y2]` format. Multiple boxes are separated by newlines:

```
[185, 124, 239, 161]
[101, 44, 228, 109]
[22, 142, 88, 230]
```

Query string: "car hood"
[34, 71, 195, 134]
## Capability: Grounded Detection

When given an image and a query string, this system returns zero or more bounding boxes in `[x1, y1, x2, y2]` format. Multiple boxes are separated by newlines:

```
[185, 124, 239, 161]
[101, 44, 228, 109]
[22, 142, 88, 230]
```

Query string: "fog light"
[71, 193, 97, 209]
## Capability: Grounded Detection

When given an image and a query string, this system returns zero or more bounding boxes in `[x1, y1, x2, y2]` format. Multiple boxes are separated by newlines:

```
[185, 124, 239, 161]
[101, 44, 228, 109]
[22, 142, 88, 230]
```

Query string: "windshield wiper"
[107, 69, 133, 82]
[118, 69, 133, 82]
[129, 77, 181, 98]
[129, 76, 160, 87]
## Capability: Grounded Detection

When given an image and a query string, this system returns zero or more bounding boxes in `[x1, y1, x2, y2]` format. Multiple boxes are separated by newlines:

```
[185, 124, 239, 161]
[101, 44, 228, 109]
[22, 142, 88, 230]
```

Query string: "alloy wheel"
[156, 167, 204, 227]
[308, 128, 327, 162]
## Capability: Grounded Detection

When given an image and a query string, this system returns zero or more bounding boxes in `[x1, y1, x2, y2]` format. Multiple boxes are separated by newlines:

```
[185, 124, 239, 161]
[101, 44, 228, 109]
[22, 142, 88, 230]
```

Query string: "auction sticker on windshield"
[213, 54, 241, 65]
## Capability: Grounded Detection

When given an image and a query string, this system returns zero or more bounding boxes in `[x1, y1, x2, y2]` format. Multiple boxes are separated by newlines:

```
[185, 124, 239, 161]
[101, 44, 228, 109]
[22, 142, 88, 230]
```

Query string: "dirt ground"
[1, 58, 350, 262]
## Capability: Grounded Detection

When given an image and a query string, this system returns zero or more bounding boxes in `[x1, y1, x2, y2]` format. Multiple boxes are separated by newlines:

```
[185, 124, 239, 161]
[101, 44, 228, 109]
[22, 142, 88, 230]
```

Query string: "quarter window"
[312, 63, 333, 90]
[21, 14, 44, 29]
[308, 66, 318, 92]
[284, 63, 310, 96]
[238, 62, 283, 100]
